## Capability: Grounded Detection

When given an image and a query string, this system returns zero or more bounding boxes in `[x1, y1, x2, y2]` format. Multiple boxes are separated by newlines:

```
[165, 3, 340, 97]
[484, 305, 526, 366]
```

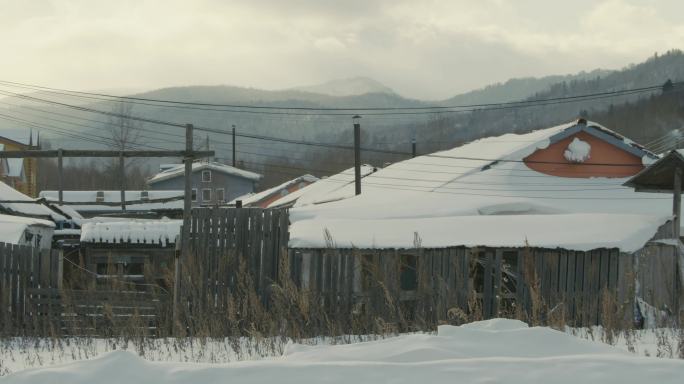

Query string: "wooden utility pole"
[232, 124, 236, 167]
[353, 115, 361, 195]
[57, 149, 63, 205]
[174, 123, 194, 334]
[120, 152, 126, 212]
[674, 167, 682, 240]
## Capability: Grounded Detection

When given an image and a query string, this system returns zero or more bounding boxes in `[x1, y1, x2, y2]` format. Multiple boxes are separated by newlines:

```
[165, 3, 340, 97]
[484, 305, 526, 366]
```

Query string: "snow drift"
[5, 319, 684, 384]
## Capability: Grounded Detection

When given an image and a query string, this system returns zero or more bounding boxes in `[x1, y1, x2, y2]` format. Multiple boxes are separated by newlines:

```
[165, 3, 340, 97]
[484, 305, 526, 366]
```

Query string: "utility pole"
[412, 138, 417, 158]
[120, 152, 126, 212]
[353, 115, 361, 195]
[57, 149, 63, 204]
[674, 167, 682, 240]
[174, 123, 194, 334]
[232, 124, 236, 167]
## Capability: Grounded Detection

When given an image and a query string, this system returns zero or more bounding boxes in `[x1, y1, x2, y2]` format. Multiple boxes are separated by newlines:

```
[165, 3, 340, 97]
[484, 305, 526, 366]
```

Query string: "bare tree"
[108, 101, 142, 151]
[106, 101, 144, 194]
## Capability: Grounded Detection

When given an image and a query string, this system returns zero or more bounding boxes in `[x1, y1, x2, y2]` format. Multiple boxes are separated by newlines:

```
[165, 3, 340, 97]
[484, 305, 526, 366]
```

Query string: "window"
[140, 191, 149, 202]
[202, 170, 212, 182]
[96, 191, 105, 203]
[216, 188, 225, 202]
[191, 189, 197, 202]
[202, 188, 212, 202]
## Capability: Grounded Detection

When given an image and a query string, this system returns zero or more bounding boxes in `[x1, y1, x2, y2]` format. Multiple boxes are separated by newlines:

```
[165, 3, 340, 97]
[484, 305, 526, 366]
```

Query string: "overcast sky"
[2, 0, 683, 100]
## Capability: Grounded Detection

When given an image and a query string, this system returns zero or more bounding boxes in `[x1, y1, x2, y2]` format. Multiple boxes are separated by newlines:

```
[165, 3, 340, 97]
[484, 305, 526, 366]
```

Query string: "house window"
[96, 191, 105, 203]
[216, 188, 225, 202]
[191, 189, 197, 202]
[202, 188, 212, 202]
[140, 191, 149, 202]
[202, 170, 212, 182]
[400, 254, 418, 291]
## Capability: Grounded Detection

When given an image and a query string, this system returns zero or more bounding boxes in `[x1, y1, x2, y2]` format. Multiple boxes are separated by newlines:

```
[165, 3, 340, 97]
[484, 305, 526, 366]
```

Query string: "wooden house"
[286, 119, 681, 327]
[0, 213, 54, 249]
[147, 161, 262, 206]
[78, 219, 180, 289]
[0, 134, 39, 197]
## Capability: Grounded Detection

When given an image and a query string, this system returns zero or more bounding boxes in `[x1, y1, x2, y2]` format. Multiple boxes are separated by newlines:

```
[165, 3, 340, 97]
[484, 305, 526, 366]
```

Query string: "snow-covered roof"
[290, 213, 670, 252]
[0, 182, 65, 221]
[80, 218, 181, 245]
[39, 190, 184, 213]
[147, 161, 262, 184]
[289, 120, 674, 251]
[269, 165, 378, 208]
[0, 213, 55, 245]
[230, 174, 319, 207]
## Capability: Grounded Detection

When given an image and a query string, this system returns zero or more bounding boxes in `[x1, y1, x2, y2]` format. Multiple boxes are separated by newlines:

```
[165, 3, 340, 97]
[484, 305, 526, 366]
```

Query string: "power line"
[0, 79, 673, 112]
[0, 85, 660, 167]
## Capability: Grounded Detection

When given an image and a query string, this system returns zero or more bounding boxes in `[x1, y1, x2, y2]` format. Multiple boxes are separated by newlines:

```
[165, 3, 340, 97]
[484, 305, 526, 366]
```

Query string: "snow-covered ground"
[2, 319, 683, 383]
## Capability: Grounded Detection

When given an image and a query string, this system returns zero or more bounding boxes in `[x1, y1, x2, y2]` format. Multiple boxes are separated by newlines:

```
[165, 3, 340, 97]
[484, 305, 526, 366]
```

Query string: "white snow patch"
[5, 319, 684, 384]
[564, 137, 591, 163]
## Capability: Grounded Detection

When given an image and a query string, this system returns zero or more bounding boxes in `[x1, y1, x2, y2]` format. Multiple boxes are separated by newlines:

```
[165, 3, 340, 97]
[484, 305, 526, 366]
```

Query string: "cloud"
[0, 0, 682, 99]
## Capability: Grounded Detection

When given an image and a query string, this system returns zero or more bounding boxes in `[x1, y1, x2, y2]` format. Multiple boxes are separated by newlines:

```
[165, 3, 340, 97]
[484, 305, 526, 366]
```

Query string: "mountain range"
[1, 49, 683, 188]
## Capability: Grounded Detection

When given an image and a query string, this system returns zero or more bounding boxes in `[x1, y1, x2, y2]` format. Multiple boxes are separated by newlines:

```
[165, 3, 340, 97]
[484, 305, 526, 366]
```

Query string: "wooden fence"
[1, 242, 169, 336]
[290, 246, 634, 328]
[178, 207, 289, 319]
[0, 243, 62, 335]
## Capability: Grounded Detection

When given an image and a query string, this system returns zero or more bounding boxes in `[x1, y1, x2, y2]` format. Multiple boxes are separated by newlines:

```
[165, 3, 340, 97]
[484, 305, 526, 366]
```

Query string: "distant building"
[0, 134, 39, 197]
[230, 174, 319, 208]
[39, 190, 184, 218]
[147, 161, 262, 206]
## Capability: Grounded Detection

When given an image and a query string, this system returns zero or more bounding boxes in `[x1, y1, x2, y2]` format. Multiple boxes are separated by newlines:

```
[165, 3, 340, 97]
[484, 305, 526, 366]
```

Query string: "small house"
[147, 161, 261, 206]
[0, 213, 54, 249]
[78, 219, 181, 289]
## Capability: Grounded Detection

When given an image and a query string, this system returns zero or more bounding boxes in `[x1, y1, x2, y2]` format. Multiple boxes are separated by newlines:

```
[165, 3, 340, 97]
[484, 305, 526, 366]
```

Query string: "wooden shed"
[76, 219, 180, 290]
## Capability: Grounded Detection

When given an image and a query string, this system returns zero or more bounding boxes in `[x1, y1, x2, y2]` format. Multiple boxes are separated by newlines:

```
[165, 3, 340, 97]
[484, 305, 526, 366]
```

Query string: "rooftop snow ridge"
[147, 161, 262, 184]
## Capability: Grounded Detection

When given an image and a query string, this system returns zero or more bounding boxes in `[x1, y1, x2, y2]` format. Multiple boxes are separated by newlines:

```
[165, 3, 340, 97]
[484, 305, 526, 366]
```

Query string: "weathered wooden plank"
[566, 251, 576, 323]
[482, 251, 493, 319]
[608, 250, 618, 290]
[599, 249, 610, 291]
[492, 249, 502, 317]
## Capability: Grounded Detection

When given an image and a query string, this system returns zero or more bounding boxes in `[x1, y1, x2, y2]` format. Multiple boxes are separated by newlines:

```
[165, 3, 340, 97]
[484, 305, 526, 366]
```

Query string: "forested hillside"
[2, 51, 684, 189]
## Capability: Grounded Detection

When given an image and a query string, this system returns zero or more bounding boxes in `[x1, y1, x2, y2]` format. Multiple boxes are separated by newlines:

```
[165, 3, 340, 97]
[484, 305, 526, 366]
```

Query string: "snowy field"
[2, 319, 683, 383]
